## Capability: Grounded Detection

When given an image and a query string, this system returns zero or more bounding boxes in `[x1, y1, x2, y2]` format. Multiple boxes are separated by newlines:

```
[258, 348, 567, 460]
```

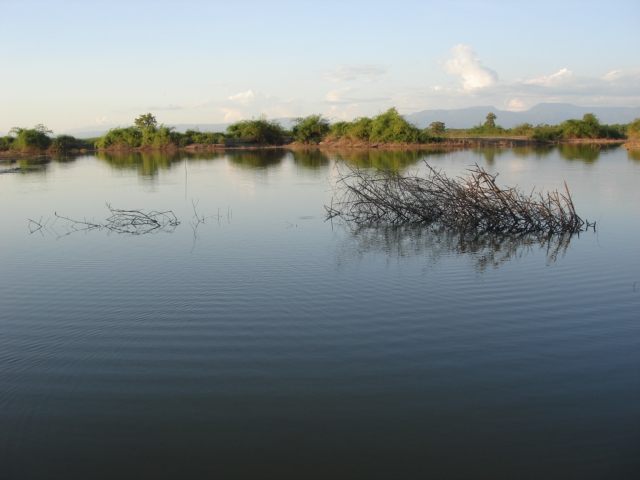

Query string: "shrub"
[0, 136, 13, 151]
[291, 114, 331, 144]
[345, 117, 373, 141]
[95, 127, 142, 149]
[330, 121, 352, 137]
[369, 108, 426, 143]
[627, 118, 640, 139]
[429, 121, 446, 135]
[509, 123, 534, 136]
[50, 135, 78, 152]
[226, 116, 285, 145]
[10, 127, 52, 150]
[530, 124, 560, 142]
[557, 113, 624, 140]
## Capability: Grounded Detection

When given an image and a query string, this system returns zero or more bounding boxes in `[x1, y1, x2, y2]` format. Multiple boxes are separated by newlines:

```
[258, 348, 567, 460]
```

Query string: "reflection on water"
[626, 147, 640, 161]
[226, 148, 287, 168]
[95, 150, 228, 176]
[290, 149, 330, 168]
[2, 145, 639, 480]
[336, 223, 577, 272]
[331, 148, 447, 170]
[557, 143, 617, 163]
[3, 145, 630, 177]
[472, 147, 508, 165]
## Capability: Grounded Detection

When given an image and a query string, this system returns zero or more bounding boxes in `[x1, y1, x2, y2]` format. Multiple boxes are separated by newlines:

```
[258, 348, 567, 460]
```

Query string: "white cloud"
[442, 44, 499, 90]
[227, 90, 255, 106]
[324, 88, 353, 104]
[323, 63, 389, 83]
[524, 68, 574, 86]
[221, 108, 243, 123]
[506, 98, 526, 111]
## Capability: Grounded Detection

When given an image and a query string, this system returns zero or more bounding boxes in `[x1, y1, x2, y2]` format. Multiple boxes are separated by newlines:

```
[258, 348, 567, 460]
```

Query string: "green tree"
[291, 114, 331, 144]
[8, 125, 52, 150]
[429, 121, 446, 135]
[134, 113, 158, 130]
[226, 116, 285, 145]
[369, 108, 426, 143]
[626, 118, 640, 139]
[484, 113, 497, 128]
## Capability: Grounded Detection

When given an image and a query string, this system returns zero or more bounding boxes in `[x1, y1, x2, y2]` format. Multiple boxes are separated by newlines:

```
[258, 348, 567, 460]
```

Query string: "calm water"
[1, 146, 639, 479]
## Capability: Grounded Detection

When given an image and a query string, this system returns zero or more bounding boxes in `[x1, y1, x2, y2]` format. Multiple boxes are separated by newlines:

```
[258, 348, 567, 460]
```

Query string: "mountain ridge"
[59, 104, 640, 138]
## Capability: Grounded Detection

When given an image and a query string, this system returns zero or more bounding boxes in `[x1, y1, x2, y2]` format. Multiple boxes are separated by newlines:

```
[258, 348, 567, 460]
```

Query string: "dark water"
[1, 146, 639, 479]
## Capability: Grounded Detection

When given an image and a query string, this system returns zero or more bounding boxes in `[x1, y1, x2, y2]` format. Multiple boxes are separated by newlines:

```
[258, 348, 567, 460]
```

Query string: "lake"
[1, 145, 639, 479]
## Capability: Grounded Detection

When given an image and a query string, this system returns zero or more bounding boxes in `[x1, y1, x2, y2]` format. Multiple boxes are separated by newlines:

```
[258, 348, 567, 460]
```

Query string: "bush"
[530, 124, 560, 141]
[330, 121, 352, 137]
[179, 130, 225, 146]
[10, 127, 52, 150]
[369, 108, 427, 143]
[509, 123, 534, 136]
[50, 135, 79, 152]
[627, 118, 640, 139]
[557, 113, 624, 140]
[345, 117, 373, 141]
[95, 127, 142, 149]
[291, 114, 331, 144]
[0, 136, 13, 151]
[226, 116, 285, 145]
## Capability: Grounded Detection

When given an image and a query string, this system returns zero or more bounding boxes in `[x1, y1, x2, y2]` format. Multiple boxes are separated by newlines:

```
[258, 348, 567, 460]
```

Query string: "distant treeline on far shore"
[2, 108, 640, 154]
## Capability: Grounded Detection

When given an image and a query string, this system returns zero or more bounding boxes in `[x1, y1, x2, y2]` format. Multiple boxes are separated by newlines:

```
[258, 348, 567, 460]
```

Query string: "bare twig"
[326, 162, 588, 235]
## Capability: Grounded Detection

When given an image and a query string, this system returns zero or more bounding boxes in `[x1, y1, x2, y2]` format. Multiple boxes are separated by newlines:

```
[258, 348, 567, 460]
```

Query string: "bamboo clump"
[326, 162, 588, 234]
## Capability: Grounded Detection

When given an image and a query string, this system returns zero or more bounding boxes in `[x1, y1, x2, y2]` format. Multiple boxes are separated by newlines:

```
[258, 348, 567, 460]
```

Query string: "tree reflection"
[557, 144, 617, 163]
[329, 148, 450, 171]
[226, 149, 287, 168]
[96, 150, 226, 176]
[290, 149, 330, 169]
[625, 148, 640, 161]
[334, 223, 580, 272]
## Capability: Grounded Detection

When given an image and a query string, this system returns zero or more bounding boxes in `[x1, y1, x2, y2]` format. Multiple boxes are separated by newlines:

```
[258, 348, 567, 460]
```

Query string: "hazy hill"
[57, 105, 640, 138]
[405, 103, 640, 129]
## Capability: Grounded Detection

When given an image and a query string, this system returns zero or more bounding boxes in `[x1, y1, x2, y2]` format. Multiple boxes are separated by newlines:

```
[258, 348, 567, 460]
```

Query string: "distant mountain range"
[405, 103, 640, 129]
[59, 104, 640, 138]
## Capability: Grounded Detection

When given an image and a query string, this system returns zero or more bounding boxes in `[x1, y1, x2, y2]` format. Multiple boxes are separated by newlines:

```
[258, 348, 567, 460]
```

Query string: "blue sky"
[1, 0, 639, 134]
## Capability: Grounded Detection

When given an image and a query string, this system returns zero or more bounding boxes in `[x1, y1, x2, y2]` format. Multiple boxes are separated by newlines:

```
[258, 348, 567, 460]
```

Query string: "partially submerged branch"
[31, 203, 180, 236]
[326, 162, 589, 235]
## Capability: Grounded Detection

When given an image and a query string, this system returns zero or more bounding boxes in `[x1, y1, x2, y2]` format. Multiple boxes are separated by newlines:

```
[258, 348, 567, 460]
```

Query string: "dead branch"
[326, 162, 587, 235]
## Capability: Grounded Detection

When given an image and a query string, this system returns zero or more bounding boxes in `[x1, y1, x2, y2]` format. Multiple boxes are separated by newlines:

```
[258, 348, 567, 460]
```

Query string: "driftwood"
[326, 162, 589, 234]
[29, 203, 179, 236]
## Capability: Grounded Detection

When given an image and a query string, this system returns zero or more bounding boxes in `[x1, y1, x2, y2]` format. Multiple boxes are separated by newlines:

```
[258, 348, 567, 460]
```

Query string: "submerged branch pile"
[326, 162, 587, 234]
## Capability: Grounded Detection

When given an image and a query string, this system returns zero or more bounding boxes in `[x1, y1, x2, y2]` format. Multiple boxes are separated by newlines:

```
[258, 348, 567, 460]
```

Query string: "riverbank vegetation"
[0, 125, 92, 154]
[3, 111, 638, 158]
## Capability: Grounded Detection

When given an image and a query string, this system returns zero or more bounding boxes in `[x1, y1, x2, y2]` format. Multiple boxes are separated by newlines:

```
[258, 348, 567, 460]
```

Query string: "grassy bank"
[2, 112, 638, 161]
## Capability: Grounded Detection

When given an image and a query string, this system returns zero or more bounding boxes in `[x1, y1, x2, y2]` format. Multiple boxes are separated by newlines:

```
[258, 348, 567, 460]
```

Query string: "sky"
[1, 0, 639, 134]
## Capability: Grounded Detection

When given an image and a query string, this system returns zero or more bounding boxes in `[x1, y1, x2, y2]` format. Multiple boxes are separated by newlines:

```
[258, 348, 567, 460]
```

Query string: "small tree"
[429, 121, 446, 135]
[226, 116, 285, 145]
[626, 118, 640, 139]
[484, 113, 497, 128]
[134, 113, 158, 130]
[291, 114, 331, 144]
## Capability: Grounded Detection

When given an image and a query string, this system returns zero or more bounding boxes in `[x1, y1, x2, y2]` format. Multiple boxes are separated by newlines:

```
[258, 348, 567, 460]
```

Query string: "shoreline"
[0, 137, 630, 162]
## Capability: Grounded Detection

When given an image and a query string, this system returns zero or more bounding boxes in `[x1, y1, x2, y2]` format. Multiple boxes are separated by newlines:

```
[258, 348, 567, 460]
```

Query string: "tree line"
[2, 110, 640, 153]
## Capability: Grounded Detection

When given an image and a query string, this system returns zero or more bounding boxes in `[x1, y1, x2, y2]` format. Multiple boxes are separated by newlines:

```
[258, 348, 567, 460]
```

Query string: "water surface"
[1, 146, 639, 479]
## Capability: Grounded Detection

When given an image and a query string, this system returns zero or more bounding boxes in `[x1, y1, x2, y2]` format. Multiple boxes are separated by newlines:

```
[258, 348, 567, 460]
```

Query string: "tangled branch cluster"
[326, 162, 588, 234]
[30, 204, 179, 236]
